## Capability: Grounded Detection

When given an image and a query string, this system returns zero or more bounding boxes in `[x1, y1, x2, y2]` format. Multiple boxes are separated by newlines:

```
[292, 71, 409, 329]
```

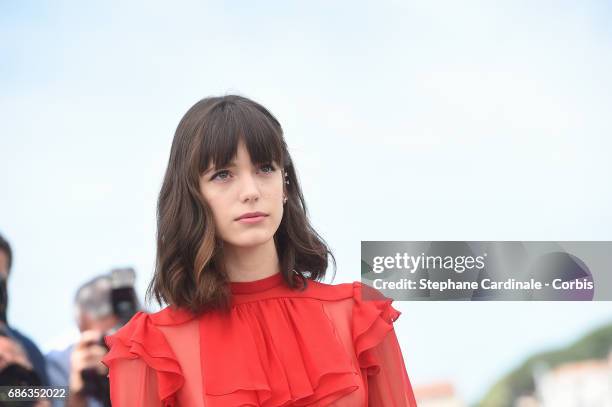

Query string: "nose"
[238, 172, 261, 203]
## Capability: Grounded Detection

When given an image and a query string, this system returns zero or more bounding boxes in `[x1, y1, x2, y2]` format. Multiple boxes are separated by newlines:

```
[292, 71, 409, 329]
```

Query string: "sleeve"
[107, 357, 163, 406]
[352, 282, 418, 407]
[101, 312, 184, 407]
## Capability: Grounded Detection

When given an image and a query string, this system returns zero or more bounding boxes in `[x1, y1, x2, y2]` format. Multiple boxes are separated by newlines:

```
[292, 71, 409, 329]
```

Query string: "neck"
[222, 238, 281, 283]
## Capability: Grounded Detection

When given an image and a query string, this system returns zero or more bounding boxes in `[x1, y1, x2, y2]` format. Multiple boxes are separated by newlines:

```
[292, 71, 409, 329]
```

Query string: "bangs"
[198, 99, 285, 173]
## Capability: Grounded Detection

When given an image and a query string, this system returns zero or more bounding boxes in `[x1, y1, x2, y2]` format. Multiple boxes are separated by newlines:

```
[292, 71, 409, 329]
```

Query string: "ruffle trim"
[198, 297, 361, 407]
[102, 281, 401, 407]
[352, 281, 401, 376]
[102, 312, 184, 407]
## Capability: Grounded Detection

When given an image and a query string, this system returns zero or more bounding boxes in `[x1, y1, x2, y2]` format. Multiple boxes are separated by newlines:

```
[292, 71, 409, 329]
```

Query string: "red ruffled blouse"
[102, 272, 418, 406]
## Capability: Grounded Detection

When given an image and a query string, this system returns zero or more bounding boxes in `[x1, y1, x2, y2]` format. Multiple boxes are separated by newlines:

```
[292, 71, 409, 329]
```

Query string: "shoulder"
[148, 306, 197, 326]
[306, 280, 386, 299]
[104, 307, 195, 353]
[297, 279, 390, 304]
[299, 278, 355, 300]
[305, 280, 401, 327]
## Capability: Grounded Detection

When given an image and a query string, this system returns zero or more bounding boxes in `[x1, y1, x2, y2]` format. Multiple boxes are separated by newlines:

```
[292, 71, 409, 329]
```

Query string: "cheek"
[266, 177, 284, 198]
[200, 191, 229, 229]
[270, 193, 285, 227]
[208, 198, 229, 226]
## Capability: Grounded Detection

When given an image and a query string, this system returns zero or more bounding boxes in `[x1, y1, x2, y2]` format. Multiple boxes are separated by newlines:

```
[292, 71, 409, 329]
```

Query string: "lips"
[236, 211, 268, 220]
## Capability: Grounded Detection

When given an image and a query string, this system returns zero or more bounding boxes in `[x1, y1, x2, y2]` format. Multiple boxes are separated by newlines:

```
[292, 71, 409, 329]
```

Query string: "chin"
[230, 232, 275, 248]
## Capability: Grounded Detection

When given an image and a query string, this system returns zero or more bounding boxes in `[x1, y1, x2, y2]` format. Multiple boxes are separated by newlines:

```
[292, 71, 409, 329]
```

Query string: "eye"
[259, 163, 276, 173]
[210, 170, 231, 182]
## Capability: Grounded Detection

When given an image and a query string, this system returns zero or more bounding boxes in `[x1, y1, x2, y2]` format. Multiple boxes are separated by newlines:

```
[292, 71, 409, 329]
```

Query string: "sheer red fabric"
[102, 273, 418, 406]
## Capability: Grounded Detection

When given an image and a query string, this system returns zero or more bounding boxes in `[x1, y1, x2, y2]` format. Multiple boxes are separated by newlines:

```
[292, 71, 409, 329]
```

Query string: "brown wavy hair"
[146, 95, 336, 314]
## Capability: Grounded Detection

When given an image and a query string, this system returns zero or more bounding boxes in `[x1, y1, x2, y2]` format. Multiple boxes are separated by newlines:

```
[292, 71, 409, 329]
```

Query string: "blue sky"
[2, 0, 612, 403]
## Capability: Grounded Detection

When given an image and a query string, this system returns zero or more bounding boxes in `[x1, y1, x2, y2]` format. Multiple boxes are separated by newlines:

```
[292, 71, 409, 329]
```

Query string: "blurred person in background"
[45, 268, 140, 407]
[0, 233, 49, 386]
[0, 326, 50, 406]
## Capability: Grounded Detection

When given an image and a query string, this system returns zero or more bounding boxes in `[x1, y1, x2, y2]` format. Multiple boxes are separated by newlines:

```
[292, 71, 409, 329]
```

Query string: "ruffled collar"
[229, 272, 284, 294]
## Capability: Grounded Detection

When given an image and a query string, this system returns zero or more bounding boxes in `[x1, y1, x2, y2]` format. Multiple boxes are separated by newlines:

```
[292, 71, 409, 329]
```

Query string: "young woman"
[102, 95, 418, 406]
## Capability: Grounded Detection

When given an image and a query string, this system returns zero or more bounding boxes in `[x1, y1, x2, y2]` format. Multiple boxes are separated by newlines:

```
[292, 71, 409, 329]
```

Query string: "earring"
[283, 195, 288, 204]
[284, 170, 290, 185]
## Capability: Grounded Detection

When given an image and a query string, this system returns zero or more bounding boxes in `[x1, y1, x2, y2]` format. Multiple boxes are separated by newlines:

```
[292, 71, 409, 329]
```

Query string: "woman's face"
[199, 140, 285, 249]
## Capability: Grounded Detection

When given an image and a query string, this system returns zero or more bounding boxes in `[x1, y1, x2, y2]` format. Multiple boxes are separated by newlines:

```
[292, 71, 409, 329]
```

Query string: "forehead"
[197, 104, 284, 174]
